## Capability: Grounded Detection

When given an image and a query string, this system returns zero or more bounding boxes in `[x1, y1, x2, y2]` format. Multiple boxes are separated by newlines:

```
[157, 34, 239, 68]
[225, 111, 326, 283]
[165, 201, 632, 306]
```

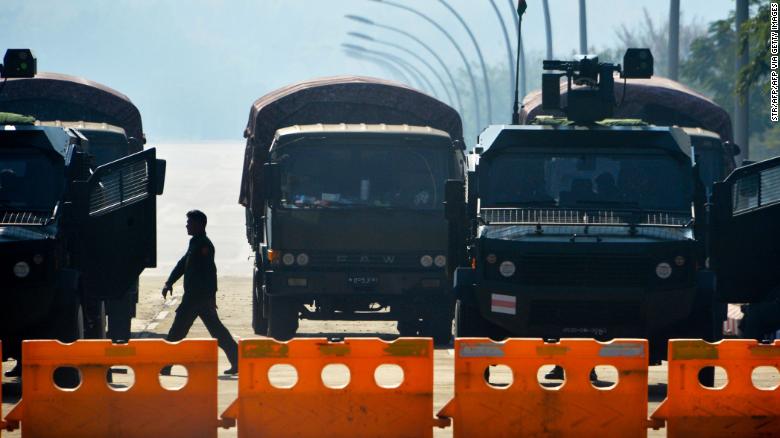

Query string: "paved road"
[7, 276, 756, 438]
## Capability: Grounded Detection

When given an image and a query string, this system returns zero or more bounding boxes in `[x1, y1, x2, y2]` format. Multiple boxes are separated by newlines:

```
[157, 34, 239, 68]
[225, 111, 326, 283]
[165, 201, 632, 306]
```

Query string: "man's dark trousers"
[166, 301, 238, 367]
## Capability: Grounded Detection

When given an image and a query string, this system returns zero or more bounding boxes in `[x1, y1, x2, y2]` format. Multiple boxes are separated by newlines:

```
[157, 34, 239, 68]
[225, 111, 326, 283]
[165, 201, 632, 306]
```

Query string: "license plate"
[347, 274, 379, 287]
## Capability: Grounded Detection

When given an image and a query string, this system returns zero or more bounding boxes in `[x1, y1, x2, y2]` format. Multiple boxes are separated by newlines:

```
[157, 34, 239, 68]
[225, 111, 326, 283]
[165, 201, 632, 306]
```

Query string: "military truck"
[0, 50, 165, 366]
[239, 76, 465, 343]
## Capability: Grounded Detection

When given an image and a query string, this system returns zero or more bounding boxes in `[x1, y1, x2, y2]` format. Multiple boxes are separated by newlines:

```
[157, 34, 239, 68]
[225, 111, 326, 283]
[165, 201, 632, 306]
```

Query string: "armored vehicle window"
[81, 130, 129, 167]
[0, 148, 64, 211]
[275, 142, 448, 210]
[483, 149, 692, 213]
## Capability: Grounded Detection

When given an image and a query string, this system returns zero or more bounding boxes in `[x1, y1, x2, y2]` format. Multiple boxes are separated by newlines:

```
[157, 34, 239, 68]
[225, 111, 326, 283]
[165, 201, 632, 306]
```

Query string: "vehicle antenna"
[511, 1, 527, 124]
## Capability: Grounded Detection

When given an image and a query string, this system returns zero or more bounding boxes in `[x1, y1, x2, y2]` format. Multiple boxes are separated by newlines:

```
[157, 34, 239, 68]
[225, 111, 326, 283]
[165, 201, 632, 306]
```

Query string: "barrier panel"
[650, 339, 780, 437]
[437, 338, 650, 438]
[221, 337, 445, 438]
[3, 339, 218, 438]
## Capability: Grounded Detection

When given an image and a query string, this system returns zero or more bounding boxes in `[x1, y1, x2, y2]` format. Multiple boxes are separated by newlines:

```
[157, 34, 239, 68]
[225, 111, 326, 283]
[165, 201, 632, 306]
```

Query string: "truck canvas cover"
[521, 76, 733, 143]
[239, 76, 463, 213]
[0, 72, 144, 145]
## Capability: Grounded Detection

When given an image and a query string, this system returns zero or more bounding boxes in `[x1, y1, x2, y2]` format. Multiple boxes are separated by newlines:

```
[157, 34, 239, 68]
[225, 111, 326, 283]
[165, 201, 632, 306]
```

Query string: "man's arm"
[162, 253, 187, 298]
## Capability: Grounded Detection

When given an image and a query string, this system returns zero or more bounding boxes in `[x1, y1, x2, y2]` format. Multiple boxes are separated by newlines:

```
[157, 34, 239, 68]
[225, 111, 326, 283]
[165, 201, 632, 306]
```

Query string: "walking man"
[161, 210, 238, 375]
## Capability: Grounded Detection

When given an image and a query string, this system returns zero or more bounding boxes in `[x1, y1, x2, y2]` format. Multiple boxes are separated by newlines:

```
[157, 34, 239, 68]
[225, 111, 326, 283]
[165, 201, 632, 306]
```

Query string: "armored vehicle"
[0, 50, 165, 364]
[240, 76, 465, 343]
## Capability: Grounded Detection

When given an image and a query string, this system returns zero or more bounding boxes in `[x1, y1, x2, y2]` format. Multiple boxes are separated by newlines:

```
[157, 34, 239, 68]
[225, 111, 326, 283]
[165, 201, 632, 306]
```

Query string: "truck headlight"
[420, 255, 433, 267]
[13, 261, 30, 278]
[434, 255, 447, 268]
[655, 262, 672, 279]
[674, 256, 685, 267]
[296, 253, 309, 266]
[499, 261, 516, 277]
[33, 254, 44, 265]
[282, 253, 295, 266]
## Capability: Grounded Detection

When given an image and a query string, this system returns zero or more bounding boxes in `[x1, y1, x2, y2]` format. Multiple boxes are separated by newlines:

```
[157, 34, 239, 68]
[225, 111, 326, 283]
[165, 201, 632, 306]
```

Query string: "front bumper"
[266, 269, 448, 298]
[474, 280, 697, 339]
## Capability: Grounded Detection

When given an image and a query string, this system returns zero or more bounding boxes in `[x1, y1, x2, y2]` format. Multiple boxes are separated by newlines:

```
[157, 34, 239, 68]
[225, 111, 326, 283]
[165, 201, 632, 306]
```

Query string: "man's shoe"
[159, 365, 172, 376]
[223, 366, 238, 375]
[544, 365, 564, 380]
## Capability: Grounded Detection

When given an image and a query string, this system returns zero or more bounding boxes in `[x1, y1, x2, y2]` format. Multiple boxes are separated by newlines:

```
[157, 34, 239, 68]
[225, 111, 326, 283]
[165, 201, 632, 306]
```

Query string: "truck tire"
[252, 276, 269, 335]
[51, 288, 84, 388]
[267, 296, 298, 341]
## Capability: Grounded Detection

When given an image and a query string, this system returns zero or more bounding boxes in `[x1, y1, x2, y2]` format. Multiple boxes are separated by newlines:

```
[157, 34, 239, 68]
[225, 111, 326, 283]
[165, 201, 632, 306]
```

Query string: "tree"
[682, 0, 777, 160]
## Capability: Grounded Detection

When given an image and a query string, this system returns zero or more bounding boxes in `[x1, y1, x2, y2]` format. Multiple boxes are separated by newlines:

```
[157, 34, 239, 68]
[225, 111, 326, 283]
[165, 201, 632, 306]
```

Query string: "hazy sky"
[1, 0, 736, 142]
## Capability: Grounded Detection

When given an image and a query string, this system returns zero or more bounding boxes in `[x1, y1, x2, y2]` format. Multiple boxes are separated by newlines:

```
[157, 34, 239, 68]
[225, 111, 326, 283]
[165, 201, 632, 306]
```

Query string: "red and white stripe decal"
[491, 293, 516, 315]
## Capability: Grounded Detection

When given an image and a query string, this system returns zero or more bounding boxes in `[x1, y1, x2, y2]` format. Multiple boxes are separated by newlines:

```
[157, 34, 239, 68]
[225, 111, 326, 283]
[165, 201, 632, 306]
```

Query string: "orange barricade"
[650, 339, 780, 437]
[221, 337, 445, 438]
[438, 338, 650, 438]
[4, 339, 218, 438]
[1, 341, 4, 435]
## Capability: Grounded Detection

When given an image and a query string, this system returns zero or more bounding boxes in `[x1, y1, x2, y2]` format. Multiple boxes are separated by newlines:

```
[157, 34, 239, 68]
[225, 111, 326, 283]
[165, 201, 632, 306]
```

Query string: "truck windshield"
[0, 148, 64, 210]
[277, 142, 449, 210]
[483, 150, 693, 213]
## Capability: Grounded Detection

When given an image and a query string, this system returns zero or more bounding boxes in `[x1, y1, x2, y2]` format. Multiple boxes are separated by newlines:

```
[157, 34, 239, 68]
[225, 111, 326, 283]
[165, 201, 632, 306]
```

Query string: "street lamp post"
[489, 0, 515, 103]
[343, 47, 414, 85]
[345, 14, 464, 116]
[579, 0, 588, 54]
[348, 31, 456, 108]
[439, 0, 493, 124]
[542, 0, 553, 59]
[370, 0, 482, 132]
[342, 43, 439, 97]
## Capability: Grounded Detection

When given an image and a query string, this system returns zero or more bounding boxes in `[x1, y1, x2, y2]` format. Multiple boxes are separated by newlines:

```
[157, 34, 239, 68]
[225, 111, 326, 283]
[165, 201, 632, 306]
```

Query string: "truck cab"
[259, 124, 464, 342]
[449, 124, 712, 361]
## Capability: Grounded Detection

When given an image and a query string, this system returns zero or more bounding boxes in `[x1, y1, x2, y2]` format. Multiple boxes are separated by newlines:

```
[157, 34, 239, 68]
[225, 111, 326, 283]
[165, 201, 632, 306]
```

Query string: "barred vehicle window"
[760, 166, 780, 206]
[89, 160, 149, 216]
[732, 173, 759, 214]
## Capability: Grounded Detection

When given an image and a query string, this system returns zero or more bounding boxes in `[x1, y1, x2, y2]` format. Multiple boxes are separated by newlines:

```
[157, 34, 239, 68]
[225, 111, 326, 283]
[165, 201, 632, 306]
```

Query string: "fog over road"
[144, 141, 254, 278]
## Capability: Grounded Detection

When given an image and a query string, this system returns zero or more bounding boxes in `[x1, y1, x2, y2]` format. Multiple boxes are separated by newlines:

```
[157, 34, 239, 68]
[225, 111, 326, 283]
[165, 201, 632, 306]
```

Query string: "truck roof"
[35, 120, 127, 136]
[521, 75, 732, 143]
[477, 124, 692, 163]
[274, 123, 451, 142]
[0, 72, 144, 144]
[240, 76, 463, 209]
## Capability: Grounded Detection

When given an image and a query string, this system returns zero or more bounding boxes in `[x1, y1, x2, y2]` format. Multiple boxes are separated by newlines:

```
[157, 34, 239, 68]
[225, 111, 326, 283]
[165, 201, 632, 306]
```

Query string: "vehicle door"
[710, 156, 780, 302]
[78, 148, 165, 299]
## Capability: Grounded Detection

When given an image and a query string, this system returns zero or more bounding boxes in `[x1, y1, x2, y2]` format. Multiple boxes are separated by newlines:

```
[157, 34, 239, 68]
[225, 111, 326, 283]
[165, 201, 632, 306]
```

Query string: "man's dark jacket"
[166, 233, 218, 306]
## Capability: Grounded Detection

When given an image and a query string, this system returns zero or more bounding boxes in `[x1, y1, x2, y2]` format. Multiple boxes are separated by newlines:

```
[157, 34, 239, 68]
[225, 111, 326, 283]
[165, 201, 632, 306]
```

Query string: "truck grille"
[307, 253, 427, 269]
[492, 254, 649, 287]
[0, 210, 50, 225]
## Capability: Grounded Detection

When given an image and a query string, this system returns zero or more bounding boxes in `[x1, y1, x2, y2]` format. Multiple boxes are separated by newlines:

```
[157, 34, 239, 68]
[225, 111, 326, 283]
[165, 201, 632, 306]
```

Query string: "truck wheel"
[267, 296, 298, 341]
[396, 317, 420, 337]
[252, 278, 269, 335]
[51, 289, 84, 388]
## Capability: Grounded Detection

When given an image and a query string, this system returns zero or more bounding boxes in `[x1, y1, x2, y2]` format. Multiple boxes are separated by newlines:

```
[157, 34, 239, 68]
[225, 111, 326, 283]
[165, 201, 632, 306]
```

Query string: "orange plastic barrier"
[221, 337, 445, 438]
[4, 339, 218, 438]
[438, 338, 650, 438]
[651, 339, 780, 437]
[1, 341, 4, 435]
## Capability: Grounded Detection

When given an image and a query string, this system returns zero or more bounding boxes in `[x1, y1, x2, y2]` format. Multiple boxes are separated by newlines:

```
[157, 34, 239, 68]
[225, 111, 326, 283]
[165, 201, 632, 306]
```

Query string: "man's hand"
[161, 283, 173, 299]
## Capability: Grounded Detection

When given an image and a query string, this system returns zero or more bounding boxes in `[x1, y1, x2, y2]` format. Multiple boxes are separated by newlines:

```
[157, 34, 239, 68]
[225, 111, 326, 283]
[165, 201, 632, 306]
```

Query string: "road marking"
[146, 322, 158, 330]
[155, 310, 169, 320]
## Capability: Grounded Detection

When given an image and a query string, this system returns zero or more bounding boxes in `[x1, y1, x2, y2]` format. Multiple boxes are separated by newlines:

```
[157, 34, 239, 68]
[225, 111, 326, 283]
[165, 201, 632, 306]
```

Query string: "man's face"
[186, 218, 204, 235]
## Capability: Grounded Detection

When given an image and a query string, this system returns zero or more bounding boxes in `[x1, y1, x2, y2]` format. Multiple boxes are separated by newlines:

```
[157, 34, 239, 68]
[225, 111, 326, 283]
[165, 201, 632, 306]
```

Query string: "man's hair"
[186, 209, 207, 226]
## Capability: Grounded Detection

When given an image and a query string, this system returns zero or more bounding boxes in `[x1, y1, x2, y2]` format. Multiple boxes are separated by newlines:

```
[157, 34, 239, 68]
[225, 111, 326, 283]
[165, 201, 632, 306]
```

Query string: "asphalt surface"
[7, 276, 772, 438]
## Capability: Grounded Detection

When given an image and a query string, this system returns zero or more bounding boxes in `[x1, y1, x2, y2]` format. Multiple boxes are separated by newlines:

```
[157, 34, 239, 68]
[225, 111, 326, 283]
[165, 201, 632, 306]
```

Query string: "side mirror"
[444, 179, 465, 221]
[263, 162, 280, 201]
[724, 141, 742, 157]
[154, 159, 166, 195]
